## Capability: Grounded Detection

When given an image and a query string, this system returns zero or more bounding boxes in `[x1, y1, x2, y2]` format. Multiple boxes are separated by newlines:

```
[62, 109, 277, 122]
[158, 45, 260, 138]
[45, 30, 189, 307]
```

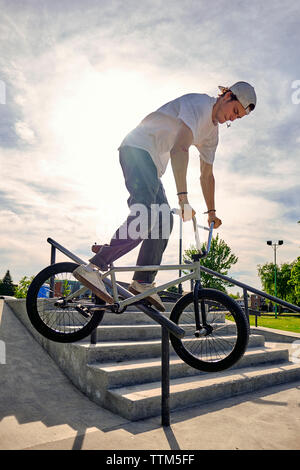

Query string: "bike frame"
[65, 212, 214, 306]
[102, 262, 199, 308]
[54, 212, 214, 338]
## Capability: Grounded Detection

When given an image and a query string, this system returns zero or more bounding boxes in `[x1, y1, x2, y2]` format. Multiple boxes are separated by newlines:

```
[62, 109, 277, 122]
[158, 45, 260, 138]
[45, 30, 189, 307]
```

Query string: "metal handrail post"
[161, 326, 170, 426]
[50, 245, 56, 265]
[90, 328, 98, 345]
[49, 245, 56, 298]
[243, 288, 249, 324]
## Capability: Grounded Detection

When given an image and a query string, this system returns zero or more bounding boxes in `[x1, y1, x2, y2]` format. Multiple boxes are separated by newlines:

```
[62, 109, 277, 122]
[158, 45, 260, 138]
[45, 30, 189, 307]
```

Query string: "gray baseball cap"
[219, 81, 257, 114]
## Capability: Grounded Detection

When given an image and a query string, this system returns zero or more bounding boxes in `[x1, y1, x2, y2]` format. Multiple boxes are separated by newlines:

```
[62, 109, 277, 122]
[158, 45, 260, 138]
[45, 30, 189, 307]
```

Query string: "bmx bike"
[26, 211, 249, 373]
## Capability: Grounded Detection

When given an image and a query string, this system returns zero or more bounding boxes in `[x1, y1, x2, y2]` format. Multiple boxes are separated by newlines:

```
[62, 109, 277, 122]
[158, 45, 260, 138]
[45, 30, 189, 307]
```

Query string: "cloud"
[0, 0, 299, 295]
[260, 185, 300, 206]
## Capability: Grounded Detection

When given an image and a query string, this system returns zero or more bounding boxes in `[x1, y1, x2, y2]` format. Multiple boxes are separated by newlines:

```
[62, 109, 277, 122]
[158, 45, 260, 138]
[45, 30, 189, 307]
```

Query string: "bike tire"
[26, 262, 104, 343]
[170, 288, 249, 372]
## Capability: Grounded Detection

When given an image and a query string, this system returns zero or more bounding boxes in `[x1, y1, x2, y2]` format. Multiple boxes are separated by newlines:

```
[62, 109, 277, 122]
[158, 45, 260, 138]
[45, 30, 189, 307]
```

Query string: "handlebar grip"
[171, 208, 181, 216]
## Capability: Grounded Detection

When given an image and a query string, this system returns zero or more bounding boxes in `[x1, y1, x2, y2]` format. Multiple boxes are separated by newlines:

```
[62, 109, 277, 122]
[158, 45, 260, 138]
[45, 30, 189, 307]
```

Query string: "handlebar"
[171, 208, 214, 258]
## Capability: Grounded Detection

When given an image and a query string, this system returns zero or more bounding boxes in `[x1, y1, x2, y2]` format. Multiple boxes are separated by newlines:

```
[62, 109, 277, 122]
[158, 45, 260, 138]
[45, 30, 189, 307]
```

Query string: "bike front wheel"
[170, 288, 249, 372]
[26, 262, 104, 343]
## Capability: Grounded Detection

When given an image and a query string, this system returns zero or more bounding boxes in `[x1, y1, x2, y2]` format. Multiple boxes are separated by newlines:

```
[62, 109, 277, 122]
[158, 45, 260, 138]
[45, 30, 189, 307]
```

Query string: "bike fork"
[193, 280, 211, 337]
[193, 280, 202, 332]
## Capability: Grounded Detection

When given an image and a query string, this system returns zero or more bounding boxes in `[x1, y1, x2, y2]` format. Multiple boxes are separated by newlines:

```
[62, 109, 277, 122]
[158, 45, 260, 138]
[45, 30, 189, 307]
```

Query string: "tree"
[257, 261, 297, 311]
[62, 279, 71, 297]
[14, 276, 34, 298]
[167, 285, 179, 293]
[183, 233, 238, 293]
[229, 293, 240, 299]
[288, 257, 300, 305]
[277, 263, 294, 302]
[0, 270, 15, 296]
[257, 263, 274, 295]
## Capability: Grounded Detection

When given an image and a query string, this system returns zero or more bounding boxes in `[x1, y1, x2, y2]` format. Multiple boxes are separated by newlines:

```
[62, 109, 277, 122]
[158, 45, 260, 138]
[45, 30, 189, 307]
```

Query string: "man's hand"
[208, 211, 222, 228]
[178, 195, 196, 222]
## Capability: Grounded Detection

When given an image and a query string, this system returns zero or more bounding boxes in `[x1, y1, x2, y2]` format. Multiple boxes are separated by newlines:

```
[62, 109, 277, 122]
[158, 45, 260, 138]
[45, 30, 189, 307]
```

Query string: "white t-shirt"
[119, 93, 219, 177]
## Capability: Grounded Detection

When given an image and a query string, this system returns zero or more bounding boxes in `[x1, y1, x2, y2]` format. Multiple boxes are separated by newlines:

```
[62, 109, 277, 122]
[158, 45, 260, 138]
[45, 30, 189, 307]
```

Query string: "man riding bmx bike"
[74, 81, 257, 311]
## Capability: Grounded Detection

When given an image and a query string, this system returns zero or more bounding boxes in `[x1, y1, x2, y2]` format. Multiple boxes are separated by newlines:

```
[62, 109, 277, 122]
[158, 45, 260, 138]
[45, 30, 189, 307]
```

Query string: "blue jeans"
[89, 146, 174, 283]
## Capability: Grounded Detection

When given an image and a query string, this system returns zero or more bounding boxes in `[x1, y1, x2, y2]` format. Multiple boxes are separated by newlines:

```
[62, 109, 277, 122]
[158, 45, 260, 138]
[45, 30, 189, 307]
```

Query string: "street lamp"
[266, 240, 283, 318]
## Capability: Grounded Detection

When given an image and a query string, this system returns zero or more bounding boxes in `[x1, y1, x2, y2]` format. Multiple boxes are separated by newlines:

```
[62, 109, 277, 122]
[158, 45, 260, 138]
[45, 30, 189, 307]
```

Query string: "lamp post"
[266, 240, 283, 319]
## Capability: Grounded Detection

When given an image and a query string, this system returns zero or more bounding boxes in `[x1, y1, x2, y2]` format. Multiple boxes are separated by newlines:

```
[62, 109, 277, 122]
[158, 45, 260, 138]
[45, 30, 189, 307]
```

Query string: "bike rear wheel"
[170, 288, 249, 372]
[26, 262, 104, 343]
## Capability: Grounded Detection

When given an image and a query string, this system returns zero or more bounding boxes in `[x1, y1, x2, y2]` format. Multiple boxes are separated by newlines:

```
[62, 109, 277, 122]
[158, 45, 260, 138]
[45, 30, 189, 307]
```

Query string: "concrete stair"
[7, 299, 300, 422]
[104, 363, 300, 421]
[87, 347, 289, 389]
[74, 333, 265, 363]
[69, 305, 300, 421]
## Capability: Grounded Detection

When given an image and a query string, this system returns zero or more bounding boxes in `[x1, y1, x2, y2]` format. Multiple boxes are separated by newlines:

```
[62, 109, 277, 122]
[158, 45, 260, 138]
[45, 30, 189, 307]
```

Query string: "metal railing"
[47, 236, 300, 426]
[196, 264, 300, 321]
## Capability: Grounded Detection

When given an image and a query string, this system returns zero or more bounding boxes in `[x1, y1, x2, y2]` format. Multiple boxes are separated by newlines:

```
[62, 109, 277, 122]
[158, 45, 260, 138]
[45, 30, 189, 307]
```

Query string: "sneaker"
[73, 265, 114, 304]
[129, 280, 165, 312]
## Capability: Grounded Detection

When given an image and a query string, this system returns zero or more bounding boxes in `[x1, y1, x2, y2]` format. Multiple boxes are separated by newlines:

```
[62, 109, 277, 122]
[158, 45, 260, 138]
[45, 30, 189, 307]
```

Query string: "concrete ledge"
[5, 298, 93, 401]
[250, 326, 300, 343]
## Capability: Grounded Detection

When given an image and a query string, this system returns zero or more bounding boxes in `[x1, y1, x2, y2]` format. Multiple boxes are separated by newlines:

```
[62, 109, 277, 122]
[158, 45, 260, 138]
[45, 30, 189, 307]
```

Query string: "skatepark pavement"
[0, 299, 299, 450]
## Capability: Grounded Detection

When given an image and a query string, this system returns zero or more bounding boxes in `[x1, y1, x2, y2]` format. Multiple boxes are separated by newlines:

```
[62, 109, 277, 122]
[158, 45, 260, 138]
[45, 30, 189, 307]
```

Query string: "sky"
[0, 0, 299, 295]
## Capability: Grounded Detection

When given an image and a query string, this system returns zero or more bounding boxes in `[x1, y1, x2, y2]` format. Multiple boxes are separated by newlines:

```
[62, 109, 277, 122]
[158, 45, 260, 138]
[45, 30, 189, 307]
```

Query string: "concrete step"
[104, 362, 300, 420]
[70, 322, 236, 341]
[125, 302, 207, 312]
[124, 301, 233, 314]
[56, 310, 225, 327]
[87, 346, 289, 389]
[75, 334, 265, 363]
[101, 310, 226, 325]
[126, 302, 177, 312]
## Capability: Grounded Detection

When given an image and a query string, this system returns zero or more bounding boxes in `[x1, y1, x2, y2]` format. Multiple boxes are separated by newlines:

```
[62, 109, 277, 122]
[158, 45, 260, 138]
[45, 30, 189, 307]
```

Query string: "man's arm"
[170, 121, 195, 221]
[200, 159, 222, 228]
[170, 121, 192, 193]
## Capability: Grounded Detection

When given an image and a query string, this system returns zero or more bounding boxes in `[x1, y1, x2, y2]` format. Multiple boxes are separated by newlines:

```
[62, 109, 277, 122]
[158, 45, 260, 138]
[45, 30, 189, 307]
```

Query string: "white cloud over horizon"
[0, 0, 299, 296]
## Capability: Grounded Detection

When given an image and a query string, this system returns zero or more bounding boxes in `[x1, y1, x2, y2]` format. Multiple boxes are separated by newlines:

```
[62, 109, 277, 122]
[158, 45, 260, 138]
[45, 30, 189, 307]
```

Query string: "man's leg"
[89, 146, 161, 269]
[128, 184, 173, 311]
[132, 184, 174, 284]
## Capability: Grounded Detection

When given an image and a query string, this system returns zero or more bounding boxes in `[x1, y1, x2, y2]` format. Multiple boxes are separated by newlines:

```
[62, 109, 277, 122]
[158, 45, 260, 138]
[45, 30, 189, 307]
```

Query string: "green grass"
[248, 314, 300, 333]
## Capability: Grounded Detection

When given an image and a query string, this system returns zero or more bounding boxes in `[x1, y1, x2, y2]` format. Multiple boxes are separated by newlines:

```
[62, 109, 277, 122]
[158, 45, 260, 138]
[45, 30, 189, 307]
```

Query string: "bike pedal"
[75, 305, 92, 319]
